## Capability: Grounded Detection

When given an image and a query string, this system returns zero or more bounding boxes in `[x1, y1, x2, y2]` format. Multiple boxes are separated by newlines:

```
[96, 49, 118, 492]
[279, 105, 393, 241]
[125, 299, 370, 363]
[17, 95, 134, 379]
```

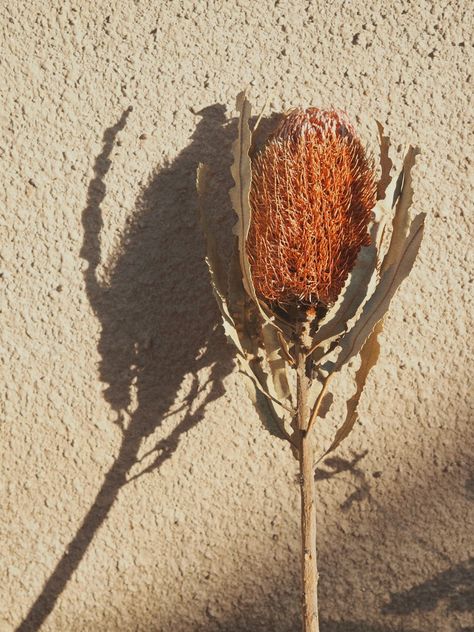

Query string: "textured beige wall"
[1, 1, 473, 631]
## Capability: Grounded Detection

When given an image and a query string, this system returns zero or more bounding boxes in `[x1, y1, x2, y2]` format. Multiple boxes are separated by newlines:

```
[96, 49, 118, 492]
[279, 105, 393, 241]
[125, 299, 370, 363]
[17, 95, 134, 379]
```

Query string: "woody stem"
[296, 323, 320, 632]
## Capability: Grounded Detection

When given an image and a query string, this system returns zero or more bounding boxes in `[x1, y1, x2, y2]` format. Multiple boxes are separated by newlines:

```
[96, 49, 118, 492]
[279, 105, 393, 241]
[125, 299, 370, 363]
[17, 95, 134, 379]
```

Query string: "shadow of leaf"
[322, 621, 422, 632]
[383, 557, 474, 615]
[315, 450, 372, 512]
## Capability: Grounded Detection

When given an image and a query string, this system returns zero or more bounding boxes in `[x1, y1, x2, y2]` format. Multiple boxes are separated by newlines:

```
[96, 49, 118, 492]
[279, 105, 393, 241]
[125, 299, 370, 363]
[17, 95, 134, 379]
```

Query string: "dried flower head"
[247, 108, 377, 309]
[199, 91, 424, 632]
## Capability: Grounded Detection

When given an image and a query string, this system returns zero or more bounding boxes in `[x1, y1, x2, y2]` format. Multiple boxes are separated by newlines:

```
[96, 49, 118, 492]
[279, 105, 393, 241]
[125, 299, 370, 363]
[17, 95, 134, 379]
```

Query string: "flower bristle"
[247, 107, 376, 310]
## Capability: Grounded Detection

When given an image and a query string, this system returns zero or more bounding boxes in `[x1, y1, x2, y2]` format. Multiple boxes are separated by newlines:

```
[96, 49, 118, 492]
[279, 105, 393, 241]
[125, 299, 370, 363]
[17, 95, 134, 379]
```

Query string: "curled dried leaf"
[199, 163, 289, 420]
[322, 320, 382, 458]
[308, 222, 379, 357]
[326, 211, 425, 375]
[229, 90, 271, 324]
[380, 146, 420, 274]
[243, 376, 290, 442]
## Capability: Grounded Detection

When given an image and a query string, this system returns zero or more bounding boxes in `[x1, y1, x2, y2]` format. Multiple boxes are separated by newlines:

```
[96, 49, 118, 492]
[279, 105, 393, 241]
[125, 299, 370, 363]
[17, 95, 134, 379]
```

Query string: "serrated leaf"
[227, 247, 294, 420]
[381, 146, 420, 274]
[325, 212, 425, 374]
[198, 156, 292, 441]
[229, 90, 268, 322]
[374, 145, 414, 265]
[309, 222, 379, 356]
[381, 150, 405, 215]
[323, 320, 382, 457]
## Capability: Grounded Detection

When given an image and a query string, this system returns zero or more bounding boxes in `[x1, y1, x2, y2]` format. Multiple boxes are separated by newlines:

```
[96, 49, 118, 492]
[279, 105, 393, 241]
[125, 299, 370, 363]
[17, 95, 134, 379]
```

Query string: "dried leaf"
[373, 142, 416, 267]
[242, 371, 292, 442]
[227, 248, 294, 418]
[277, 330, 295, 366]
[309, 222, 379, 356]
[229, 91, 253, 296]
[380, 152, 404, 218]
[323, 320, 382, 457]
[229, 90, 269, 323]
[381, 146, 420, 275]
[262, 323, 291, 401]
[374, 203, 389, 254]
[227, 245, 268, 361]
[237, 358, 293, 414]
[326, 212, 425, 374]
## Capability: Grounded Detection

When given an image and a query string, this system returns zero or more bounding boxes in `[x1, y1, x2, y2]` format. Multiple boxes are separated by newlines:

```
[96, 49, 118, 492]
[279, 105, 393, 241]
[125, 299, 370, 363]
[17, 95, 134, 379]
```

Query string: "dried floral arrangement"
[197, 91, 424, 632]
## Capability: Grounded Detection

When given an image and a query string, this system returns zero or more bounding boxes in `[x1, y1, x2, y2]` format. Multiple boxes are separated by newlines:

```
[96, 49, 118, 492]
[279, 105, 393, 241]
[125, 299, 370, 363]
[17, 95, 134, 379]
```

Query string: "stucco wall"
[1, 1, 472, 631]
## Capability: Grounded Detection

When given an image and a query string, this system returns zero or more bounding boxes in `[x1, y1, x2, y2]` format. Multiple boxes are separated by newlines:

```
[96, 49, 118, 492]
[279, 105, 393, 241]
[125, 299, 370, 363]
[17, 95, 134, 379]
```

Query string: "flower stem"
[296, 329, 320, 632]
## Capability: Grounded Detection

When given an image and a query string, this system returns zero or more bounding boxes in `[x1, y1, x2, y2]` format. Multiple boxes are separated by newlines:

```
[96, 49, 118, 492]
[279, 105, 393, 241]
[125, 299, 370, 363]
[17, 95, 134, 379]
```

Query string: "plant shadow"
[321, 621, 421, 632]
[16, 103, 236, 631]
[315, 450, 372, 512]
[186, 610, 424, 632]
[383, 557, 474, 616]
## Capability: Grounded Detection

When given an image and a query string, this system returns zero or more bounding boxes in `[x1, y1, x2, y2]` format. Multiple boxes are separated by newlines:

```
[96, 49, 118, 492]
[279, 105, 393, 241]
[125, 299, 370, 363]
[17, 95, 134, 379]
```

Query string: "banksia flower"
[247, 108, 377, 309]
[198, 90, 425, 632]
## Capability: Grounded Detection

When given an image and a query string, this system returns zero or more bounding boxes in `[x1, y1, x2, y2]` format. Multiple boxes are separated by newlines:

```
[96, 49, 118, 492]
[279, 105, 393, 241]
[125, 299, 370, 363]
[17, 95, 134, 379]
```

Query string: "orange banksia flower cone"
[247, 108, 377, 308]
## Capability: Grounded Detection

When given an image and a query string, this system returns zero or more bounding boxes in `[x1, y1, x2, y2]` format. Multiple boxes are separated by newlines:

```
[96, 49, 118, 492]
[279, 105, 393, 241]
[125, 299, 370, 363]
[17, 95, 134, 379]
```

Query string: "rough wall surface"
[1, 1, 473, 631]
